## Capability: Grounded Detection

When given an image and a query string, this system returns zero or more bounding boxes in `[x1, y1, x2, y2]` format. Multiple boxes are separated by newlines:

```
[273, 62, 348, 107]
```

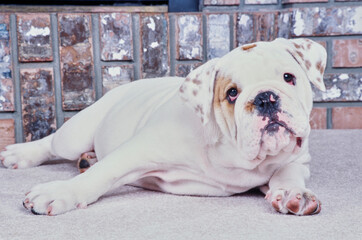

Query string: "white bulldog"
[0, 38, 326, 216]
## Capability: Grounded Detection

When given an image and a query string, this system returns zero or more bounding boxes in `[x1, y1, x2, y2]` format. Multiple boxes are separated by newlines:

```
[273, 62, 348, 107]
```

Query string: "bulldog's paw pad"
[0, 143, 49, 169]
[77, 151, 97, 173]
[266, 188, 321, 215]
[23, 180, 85, 216]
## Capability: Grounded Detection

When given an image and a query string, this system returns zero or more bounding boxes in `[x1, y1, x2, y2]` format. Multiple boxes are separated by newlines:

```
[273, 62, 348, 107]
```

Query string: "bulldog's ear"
[179, 58, 220, 125]
[277, 38, 327, 92]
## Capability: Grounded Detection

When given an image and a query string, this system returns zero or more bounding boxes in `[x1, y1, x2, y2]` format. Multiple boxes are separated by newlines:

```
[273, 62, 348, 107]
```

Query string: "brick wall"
[0, 1, 361, 148]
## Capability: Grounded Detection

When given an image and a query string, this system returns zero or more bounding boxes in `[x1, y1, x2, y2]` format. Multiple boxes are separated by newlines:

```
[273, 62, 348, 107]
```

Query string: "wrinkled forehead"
[217, 42, 301, 82]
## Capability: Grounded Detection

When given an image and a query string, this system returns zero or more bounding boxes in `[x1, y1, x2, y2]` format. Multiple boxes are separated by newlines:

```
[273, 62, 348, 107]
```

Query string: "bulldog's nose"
[253, 91, 279, 116]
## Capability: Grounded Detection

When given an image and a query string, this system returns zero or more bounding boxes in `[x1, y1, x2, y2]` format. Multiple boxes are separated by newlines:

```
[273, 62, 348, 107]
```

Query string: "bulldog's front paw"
[23, 180, 87, 216]
[266, 188, 321, 215]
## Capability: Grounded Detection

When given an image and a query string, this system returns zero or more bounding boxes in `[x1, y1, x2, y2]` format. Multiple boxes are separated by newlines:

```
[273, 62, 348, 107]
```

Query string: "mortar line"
[132, 14, 141, 81]
[91, 13, 103, 100]
[50, 13, 64, 129]
[9, 14, 23, 143]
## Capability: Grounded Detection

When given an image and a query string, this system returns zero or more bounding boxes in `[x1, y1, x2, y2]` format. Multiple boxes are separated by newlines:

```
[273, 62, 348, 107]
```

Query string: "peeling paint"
[102, 65, 134, 94]
[0, 14, 14, 112]
[207, 14, 230, 59]
[20, 68, 56, 142]
[100, 13, 133, 61]
[313, 73, 362, 102]
[17, 14, 53, 62]
[59, 14, 95, 110]
[176, 15, 202, 60]
[140, 14, 169, 78]
[25, 26, 50, 37]
[292, 7, 362, 37]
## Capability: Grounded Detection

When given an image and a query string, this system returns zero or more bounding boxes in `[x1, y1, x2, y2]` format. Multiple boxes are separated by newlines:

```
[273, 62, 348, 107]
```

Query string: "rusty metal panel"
[102, 65, 134, 94]
[140, 14, 169, 78]
[176, 14, 202, 60]
[0, 119, 15, 150]
[17, 13, 53, 62]
[175, 62, 202, 77]
[20, 68, 56, 142]
[58, 13, 95, 110]
[100, 13, 133, 61]
[0, 14, 14, 112]
[207, 14, 230, 59]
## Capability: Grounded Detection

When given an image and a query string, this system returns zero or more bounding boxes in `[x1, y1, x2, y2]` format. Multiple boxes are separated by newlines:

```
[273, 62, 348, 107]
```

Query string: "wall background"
[0, 0, 361, 149]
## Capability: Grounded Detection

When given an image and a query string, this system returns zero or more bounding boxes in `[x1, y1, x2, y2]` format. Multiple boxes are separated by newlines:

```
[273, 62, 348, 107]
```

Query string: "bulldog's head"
[180, 38, 327, 162]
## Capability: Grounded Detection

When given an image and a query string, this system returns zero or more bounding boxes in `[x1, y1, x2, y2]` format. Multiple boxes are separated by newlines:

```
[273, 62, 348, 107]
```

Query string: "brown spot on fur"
[293, 43, 301, 49]
[316, 77, 322, 83]
[307, 43, 312, 50]
[193, 90, 198, 96]
[244, 101, 255, 113]
[242, 43, 257, 51]
[185, 77, 190, 82]
[296, 51, 304, 60]
[192, 79, 202, 85]
[305, 60, 311, 70]
[213, 75, 241, 138]
[316, 60, 324, 74]
[195, 104, 203, 115]
[179, 85, 185, 93]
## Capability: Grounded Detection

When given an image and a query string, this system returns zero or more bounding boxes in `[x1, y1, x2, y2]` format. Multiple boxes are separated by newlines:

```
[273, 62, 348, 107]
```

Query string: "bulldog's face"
[180, 38, 327, 162]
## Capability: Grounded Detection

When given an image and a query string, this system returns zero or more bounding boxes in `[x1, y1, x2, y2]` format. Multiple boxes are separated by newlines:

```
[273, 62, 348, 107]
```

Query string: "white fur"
[1, 38, 326, 215]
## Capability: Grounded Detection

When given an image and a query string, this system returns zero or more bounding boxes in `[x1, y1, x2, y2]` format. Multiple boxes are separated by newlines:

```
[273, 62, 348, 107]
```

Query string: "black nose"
[253, 91, 279, 116]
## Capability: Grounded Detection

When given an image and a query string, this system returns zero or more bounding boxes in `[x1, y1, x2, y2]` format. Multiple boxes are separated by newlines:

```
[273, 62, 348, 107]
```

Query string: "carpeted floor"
[1, 130, 361, 240]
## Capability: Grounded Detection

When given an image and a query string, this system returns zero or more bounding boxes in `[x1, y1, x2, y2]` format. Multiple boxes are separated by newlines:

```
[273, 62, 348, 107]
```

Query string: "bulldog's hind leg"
[0, 134, 56, 169]
[1, 98, 110, 169]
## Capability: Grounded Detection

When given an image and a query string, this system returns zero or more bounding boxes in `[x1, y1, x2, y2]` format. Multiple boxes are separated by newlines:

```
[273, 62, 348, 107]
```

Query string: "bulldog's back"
[93, 77, 186, 159]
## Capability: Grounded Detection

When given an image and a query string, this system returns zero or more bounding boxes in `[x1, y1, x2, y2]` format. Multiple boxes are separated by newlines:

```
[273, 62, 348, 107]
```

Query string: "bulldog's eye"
[227, 88, 238, 104]
[284, 73, 296, 86]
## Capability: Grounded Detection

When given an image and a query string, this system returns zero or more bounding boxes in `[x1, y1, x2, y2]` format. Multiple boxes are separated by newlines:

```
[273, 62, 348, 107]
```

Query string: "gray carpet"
[1, 130, 361, 240]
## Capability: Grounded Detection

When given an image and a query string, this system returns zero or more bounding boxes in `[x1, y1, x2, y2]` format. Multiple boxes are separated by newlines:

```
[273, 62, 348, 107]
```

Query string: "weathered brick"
[236, 12, 278, 46]
[277, 11, 292, 39]
[0, 79, 14, 112]
[100, 13, 133, 61]
[0, 119, 15, 150]
[140, 14, 169, 78]
[245, 0, 277, 4]
[254, 12, 278, 42]
[292, 7, 362, 37]
[20, 68, 56, 142]
[58, 14, 95, 110]
[332, 39, 362, 68]
[0, 14, 14, 112]
[17, 14, 52, 62]
[175, 62, 203, 77]
[310, 108, 327, 129]
[235, 13, 254, 46]
[204, 0, 240, 5]
[207, 14, 230, 59]
[313, 73, 362, 102]
[332, 107, 362, 129]
[176, 14, 202, 60]
[102, 65, 134, 94]
[282, 0, 327, 3]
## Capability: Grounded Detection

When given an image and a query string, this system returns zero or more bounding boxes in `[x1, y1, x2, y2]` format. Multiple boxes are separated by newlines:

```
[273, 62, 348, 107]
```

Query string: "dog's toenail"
[31, 208, 41, 215]
[296, 194, 302, 200]
[276, 195, 282, 201]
